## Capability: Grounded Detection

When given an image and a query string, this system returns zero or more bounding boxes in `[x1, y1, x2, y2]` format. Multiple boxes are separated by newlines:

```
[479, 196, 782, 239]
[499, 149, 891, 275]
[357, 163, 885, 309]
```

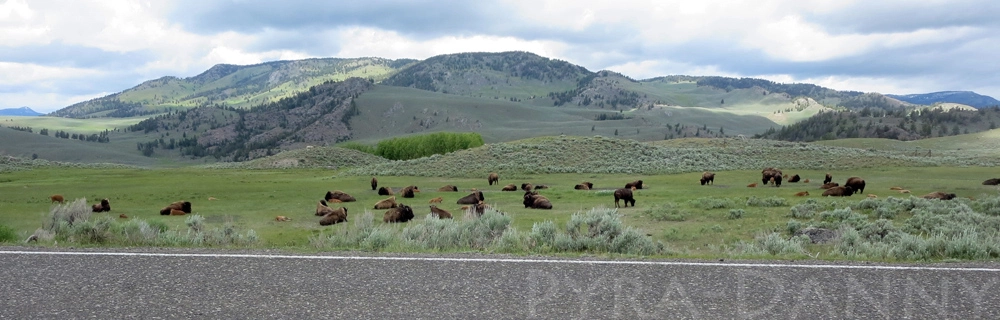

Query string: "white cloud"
[333, 27, 570, 61]
[0, 62, 103, 87]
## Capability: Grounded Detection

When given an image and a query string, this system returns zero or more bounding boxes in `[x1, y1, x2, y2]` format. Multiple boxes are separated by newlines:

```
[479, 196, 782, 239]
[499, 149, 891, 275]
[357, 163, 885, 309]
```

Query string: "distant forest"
[757, 107, 1000, 141]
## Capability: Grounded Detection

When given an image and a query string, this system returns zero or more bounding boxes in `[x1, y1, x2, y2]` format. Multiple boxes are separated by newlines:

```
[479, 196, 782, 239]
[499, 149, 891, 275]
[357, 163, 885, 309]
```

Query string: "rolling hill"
[887, 91, 1000, 108]
[0, 107, 42, 116]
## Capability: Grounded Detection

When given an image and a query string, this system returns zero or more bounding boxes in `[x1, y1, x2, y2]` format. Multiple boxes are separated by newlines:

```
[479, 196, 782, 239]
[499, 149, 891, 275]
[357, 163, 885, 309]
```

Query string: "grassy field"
[2, 165, 998, 259]
[1, 115, 147, 133]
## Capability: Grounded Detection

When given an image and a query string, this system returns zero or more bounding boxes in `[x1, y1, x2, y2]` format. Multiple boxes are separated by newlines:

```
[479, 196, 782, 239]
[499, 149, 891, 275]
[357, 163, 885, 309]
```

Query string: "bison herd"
[44, 168, 971, 228]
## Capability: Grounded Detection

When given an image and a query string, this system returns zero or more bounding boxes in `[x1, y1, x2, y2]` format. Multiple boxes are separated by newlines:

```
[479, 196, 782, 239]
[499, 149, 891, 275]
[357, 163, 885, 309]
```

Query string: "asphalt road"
[1, 248, 999, 319]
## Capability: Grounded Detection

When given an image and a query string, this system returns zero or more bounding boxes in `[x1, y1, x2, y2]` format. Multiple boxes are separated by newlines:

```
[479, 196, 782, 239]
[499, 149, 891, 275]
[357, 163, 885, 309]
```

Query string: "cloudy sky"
[2, 0, 998, 113]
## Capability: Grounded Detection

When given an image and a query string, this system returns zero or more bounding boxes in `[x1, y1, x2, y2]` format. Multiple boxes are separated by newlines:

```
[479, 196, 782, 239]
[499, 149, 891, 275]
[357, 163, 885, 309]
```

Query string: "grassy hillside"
[52, 57, 410, 118]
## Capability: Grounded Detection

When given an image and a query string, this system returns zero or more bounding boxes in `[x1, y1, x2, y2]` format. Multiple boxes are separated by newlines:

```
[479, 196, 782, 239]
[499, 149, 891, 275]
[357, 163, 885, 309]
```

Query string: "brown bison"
[50, 194, 65, 204]
[428, 197, 443, 204]
[803, 179, 810, 183]
[922, 191, 957, 200]
[383, 204, 415, 223]
[521, 183, 534, 191]
[761, 168, 783, 187]
[92, 199, 111, 212]
[614, 188, 635, 208]
[788, 174, 801, 183]
[275, 216, 291, 222]
[624, 180, 644, 190]
[700, 172, 715, 185]
[457, 191, 485, 205]
[820, 182, 840, 189]
[523, 191, 553, 209]
[371, 176, 378, 191]
[822, 186, 855, 197]
[169, 209, 186, 216]
[575, 182, 594, 190]
[533, 184, 549, 190]
[400, 186, 419, 198]
[899, 189, 911, 194]
[747, 183, 758, 188]
[159, 201, 191, 215]
[867, 194, 878, 198]
[488, 172, 500, 186]
[983, 178, 1000, 186]
[438, 185, 458, 192]
[429, 205, 453, 219]
[316, 200, 335, 216]
[378, 186, 394, 196]
[845, 177, 866, 194]
[823, 173, 833, 184]
[889, 186, 904, 190]
[319, 206, 348, 226]
[794, 191, 809, 197]
[374, 196, 398, 210]
[501, 184, 518, 191]
[325, 190, 356, 202]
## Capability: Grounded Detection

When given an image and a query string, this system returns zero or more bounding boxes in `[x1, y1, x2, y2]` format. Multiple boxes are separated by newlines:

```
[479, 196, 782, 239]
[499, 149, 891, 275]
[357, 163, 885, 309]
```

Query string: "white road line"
[2, 250, 998, 272]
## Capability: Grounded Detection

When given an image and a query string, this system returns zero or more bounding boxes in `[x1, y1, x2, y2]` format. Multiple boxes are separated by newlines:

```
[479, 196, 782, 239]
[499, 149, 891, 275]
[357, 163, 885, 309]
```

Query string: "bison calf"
[429, 205, 453, 219]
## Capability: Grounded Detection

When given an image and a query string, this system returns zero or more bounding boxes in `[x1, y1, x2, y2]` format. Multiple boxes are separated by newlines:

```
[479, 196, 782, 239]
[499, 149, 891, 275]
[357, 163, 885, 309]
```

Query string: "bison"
[50, 194, 65, 204]
[169, 209, 186, 216]
[378, 186, 394, 196]
[761, 168, 783, 187]
[922, 191, 957, 200]
[429, 205, 453, 219]
[624, 180, 644, 190]
[700, 172, 715, 185]
[374, 196, 398, 209]
[794, 191, 809, 197]
[275, 216, 291, 222]
[316, 200, 335, 216]
[92, 199, 111, 212]
[457, 191, 485, 205]
[521, 183, 534, 191]
[574, 182, 594, 190]
[383, 204, 415, 223]
[822, 186, 855, 197]
[788, 174, 801, 183]
[400, 185, 419, 198]
[533, 184, 549, 190]
[523, 191, 553, 210]
[428, 197, 443, 204]
[371, 176, 378, 191]
[845, 177, 866, 194]
[488, 172, 500, 186]
[820, 182, 840, 189]
[889, 186, 904, 190]
[983, 178, 1000, 186]
[325, 190, 357, 202]
[747, 183, 758, 188]
[319, 206, 348, 226]
[160, 201, 191, 215]
[438, 185, 459, 192]
[614, 188, 635, 208]
[501, 184, 518, 191]
[823, 173, 832, 184]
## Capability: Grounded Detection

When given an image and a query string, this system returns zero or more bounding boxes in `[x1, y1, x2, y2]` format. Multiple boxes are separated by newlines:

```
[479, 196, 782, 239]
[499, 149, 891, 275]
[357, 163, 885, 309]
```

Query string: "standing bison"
[823, 173, 833, 184]
[761, 168, 783, 187]
[700, 172, 715, 185]
[488, 172, 500, 186]
[614, 188, 635, 208]
[50, 194, 65, 204]
[845, 177, 866, 194]
[371, 177, 378, 191]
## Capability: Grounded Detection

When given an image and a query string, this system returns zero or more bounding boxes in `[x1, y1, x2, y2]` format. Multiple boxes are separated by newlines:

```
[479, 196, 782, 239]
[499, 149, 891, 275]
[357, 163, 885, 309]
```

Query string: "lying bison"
[983, 178, 1000, 186]
[820, 182, 840, 189]
[624, 180, 644, 190]
[614, 188, 635, 208]
[378, 186, 394, 196]
[788, 174, 801, 183]
[383, 204, 415, 223]
[700, 172, 715, 186]
[761, 168, 783, 187]
[457, 191, 485, 205]
[521, 183, 534, 191]
[325, 190, 356, 202]
[92, 199, 111, 212]
[501, 184, 518, 191]
[159, 201, 191, 215]
[438, 185, 458, 192]
[845, 177, 866, 194]
[429, 205, 453, 219]
[822, 186, 855, 197]
[374, 196, 398, 209]
[922, 191, 957, 200]
[319, 206, 348, 226]
[523, 191, 553, 209]
[575, 182, 594, 190]
[488, 172, 500, 186]
[400, 186, 419, 198]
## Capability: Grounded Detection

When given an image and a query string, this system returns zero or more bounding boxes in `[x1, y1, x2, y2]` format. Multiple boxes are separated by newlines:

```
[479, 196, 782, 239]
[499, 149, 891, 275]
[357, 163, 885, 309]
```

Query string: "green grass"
[2, 165, 998, 260]
[1, 115, 147, 133]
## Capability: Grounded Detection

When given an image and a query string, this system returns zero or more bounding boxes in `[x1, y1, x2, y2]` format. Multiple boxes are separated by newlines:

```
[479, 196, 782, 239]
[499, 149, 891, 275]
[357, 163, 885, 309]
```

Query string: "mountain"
[887, 91, 1000, 108]
[0, 107, 43, 116]
[51, 57, 414, 118]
